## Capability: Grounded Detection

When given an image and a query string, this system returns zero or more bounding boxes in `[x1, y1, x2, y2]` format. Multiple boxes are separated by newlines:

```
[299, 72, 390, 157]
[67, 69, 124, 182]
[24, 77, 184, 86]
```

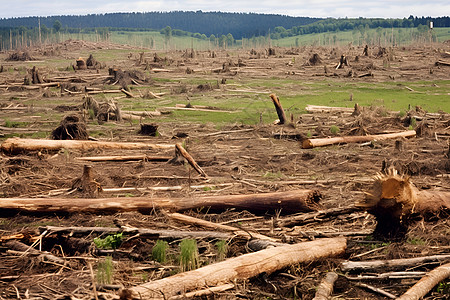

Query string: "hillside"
[0, 11, 321, 39]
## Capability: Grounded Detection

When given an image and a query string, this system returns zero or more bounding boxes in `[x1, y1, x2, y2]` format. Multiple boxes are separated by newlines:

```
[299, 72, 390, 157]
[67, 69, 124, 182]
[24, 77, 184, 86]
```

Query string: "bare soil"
[0, 40, 450, 299]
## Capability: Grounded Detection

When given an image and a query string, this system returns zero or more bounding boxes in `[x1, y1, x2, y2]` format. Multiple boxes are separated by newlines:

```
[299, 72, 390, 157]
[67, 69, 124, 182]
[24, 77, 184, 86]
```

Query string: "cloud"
[1, 0, 448, 19]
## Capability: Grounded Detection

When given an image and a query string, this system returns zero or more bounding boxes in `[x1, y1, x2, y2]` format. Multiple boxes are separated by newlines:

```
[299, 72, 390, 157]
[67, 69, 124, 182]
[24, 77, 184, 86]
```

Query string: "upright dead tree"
[269, 94, 287, 125]
[363, 45, 369, 56]
[357, 168, 450, 239]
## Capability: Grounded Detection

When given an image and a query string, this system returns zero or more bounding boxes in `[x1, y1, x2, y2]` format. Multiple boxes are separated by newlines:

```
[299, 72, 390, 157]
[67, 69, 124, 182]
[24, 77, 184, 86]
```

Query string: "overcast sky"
[1, 0, 448, 19]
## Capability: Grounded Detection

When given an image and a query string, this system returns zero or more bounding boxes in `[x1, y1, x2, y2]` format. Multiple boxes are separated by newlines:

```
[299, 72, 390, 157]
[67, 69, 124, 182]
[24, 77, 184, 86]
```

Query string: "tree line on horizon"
[0, 12, 448, 50]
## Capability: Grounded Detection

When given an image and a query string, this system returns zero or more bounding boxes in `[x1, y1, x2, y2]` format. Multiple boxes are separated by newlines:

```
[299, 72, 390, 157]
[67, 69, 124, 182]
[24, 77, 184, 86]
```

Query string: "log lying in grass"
[1, 137, 175, 154]
[357, 168, 450, 239]
[120, 237, 347, 299]
[0, 189, 321, 215]
[305, 105, 354, 113]
[397, 262, 450, 300]
[302, 130, 416, 149]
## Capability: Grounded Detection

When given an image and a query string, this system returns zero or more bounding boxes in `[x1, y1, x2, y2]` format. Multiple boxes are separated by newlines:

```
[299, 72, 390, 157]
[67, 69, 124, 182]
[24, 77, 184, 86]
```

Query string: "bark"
[1, 137, 174, 154]
[269, 94, 287, 124]
[397, 262, 450, 300]
[341, 254, 450, 273]
[175, 143, 207, 177]
[358, 168, 450, 239]
[312, 272, 339, 300]
[120, 237, 347, 299]
[302, 130, 416, 149]
[0, 189, 321, 215]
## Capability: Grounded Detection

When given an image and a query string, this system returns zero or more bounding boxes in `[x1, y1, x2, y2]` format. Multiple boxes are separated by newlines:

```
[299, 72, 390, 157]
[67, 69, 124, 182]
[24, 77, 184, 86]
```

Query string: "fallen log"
[305, 105, 354, 114]
[76, 155, 172, 162]
[269, 93, 287, 124]
[120, 237, 347, 299]
[435, 60, 450, 67]
[40, 225, 232, 241]
[0, 189, 321, 215]
[302, 130, 416, 149]
[357, 168, 450, 239]
[278, 206, 364, 227]
[341, 254, 450, 273]
[1, 137, 175, 154]
[6, 240, 65, 265]
[397, 262, 450, 300]
[312, 272, 339, 300]
[168, 212, 277, 241]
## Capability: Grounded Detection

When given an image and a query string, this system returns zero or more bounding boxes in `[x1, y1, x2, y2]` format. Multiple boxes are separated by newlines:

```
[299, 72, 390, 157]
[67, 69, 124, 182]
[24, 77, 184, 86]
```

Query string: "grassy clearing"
[144, 78, 450, 126]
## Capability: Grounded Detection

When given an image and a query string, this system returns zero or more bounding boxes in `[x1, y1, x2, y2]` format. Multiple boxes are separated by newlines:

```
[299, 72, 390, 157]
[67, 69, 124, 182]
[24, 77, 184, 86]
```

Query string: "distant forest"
[0, 11, 321, 39]
[0, 11, 449, 50]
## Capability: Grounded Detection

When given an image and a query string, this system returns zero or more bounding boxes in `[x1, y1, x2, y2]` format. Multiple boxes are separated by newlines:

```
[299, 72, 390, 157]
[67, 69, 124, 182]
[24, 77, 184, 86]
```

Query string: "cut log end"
[357, 168, 450, 239]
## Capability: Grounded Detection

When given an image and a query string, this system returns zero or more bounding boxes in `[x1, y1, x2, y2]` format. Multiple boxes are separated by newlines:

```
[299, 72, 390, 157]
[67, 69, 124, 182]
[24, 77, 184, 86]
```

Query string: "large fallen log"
[1, 137, 175, 154]
[302, 130, 416, 149]
[120, 237, 347, 299]
[0, 189, 321, 215]
[357, 168, 450, 238]
[397, 262, 450, 300]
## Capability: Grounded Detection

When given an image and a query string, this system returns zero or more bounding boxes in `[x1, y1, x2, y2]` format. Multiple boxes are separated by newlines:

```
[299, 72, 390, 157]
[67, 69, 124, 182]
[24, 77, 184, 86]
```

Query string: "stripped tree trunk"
[0, 189, 321, 215]
[397, 262, 450, 300]
[120, 237, 347, 299]
[1, 137, 174, 154]
[302, 130, 416, 149]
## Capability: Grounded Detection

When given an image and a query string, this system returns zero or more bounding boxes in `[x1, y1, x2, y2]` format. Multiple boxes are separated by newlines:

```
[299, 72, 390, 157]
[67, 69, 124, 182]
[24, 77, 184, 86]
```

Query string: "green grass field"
[119, 77, 450, 127]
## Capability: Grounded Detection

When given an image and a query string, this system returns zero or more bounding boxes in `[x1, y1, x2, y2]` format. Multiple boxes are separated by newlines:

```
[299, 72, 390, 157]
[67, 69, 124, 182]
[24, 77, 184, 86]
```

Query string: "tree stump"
[76, 58, 87, 70]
